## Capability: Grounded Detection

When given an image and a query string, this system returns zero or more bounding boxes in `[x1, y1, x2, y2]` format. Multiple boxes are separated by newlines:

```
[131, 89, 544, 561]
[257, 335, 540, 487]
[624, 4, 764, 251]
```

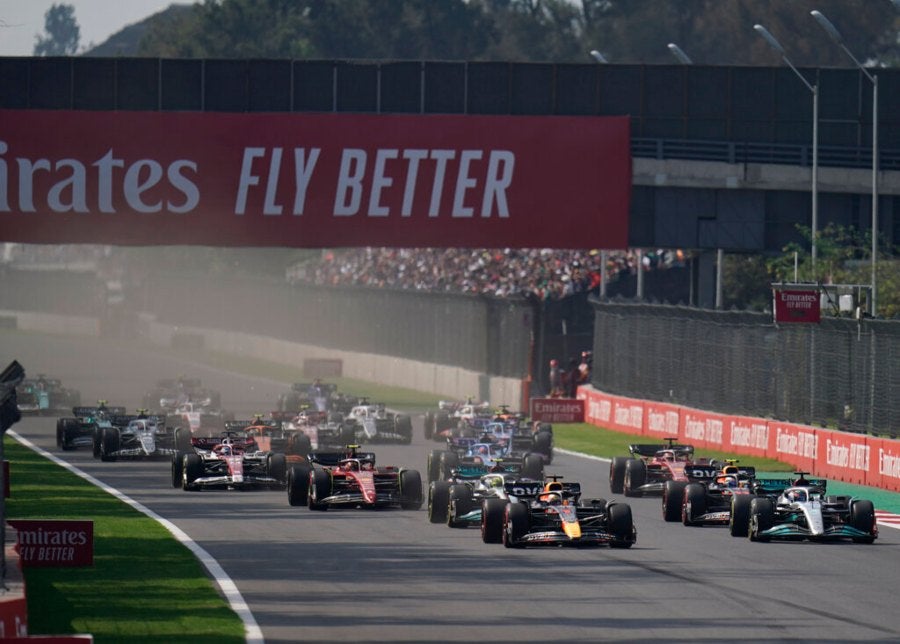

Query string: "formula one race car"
[274, 408, 353, 451]
[609, 438, 717, 497]
[17, 375, 80, 415]
[423, 398, 492, 440]
[92, 413, 189, 462]
[277, 381, 356, 415]
[338, 399, 413, 444]
[171, 432, 287, 491]
[661, 460, 757, 525]
[285, 445, 422, 511]
[56, 402, 128, 451]
[427, 463, 544, 528]
[427, 439, 545, 484]
[494, 477, 636, 548]
[143, 376, 222, 413]
[729, 473, 877, 543]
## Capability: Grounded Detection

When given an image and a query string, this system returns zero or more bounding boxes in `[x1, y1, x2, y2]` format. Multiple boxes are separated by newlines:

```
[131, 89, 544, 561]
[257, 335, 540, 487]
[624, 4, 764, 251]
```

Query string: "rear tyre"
[503, 502, 529, 548]
[92, 427, 102, 459]
[435, 411, 451, 434]
[171, 452, 188, 488]
[521, 453, 544, 480]
[308, 468, 331, 511]
[749, 497, 774, 541]
[428, 481, 451, 523]
[481, 498, 507, 543]
[399, 469, 423, 510]
[682, 483, 707, 526]
[609, 457, 628, 494]
[532, 431, 553, 462]
[427, 450, 445, 483]
[849, 499, 876, 543]
[423, 411, 435, 440]
[608, 503, 635, 548]
[439, 451, 460, 480]
[287, 432, 312, 457]
[730, 494, 754, 537]
[623, 459, 647, 497]
[267, 453, 287, 486]
[395, 415, 413, 445]
[99, 427, 120, 462]
[59, 418, 79, 451]
[662, 480, 687, 522]
[287, 464, 312, 506]
[182, 453, 203, 491]
[447, 484, 473, 527]
[174, 427, 192, 452]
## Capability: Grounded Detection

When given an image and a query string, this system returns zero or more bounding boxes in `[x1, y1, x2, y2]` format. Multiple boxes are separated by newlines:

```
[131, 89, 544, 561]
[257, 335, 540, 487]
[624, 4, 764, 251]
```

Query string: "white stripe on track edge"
[9, 431, 265, 644]
[554, 447, 900, 531]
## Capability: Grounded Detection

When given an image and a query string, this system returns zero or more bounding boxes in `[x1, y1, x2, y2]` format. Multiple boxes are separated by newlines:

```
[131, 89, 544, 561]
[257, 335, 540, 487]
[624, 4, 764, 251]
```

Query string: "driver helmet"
[489, 477, 503, 488]
[541, 492, 561, 504]
[721, 475, 737, 488]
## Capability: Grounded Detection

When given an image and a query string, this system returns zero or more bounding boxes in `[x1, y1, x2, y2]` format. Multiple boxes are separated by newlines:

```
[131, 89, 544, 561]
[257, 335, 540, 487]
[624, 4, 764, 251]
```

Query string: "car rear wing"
[629, 443, 694, 457]
[683, 465, 757, 480]
[503, 481, 543, 497]
[309, 451, 377, 466]
[72, 405, 127, 418]
[754, 477, 828, 494]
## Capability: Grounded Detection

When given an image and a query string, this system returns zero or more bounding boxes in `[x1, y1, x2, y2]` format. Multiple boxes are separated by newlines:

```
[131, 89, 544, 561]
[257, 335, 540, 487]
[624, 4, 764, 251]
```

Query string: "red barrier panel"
[680, 409, 726, 450]
[724, 415, 770, 458]
[577, 388, 644, 435]
[766, 421, 819, 472]
[871, 438, 900, 493]
[0, 110, 631, 249]
[815, 429, 871, 485]
[643, 401, 680, 439]
[530, 398, 584, 424]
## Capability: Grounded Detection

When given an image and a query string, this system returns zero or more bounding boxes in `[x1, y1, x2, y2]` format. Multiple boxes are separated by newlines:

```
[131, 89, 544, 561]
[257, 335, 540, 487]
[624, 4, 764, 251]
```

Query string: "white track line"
[9, 431, 264, 644]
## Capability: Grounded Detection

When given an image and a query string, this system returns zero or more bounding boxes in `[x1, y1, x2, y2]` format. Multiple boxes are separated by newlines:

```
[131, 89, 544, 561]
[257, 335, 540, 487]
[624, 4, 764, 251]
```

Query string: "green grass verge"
[4, 438, 245, 644]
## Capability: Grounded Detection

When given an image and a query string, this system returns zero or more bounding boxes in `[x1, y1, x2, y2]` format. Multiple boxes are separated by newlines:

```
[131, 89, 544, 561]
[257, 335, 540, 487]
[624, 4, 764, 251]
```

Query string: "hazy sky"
[0, 1, 191, 56]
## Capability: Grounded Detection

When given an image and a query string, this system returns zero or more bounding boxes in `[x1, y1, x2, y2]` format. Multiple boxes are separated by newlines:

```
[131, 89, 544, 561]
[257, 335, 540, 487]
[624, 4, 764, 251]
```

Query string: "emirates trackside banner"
[0, 110, 631, 248]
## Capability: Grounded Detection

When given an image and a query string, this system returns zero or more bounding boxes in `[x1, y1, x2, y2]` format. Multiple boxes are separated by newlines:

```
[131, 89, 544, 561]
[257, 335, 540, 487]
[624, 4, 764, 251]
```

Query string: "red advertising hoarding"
[530, 398, 584, 424]
[766, 421, 818, 472]
[773, 289, 820, 323]
[0, 110, 631, 249]
[680, 409, 726, 450]
[643, 401, 680, 438]
[870, 438, 900, 492]
[8, 520, 93, 567]
[815, 429, 871, 485]
[724, 415, 770, 458]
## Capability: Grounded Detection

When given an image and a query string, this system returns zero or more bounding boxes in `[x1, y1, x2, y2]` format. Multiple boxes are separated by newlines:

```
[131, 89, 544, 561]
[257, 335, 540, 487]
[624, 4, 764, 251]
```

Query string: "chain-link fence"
[590, 300, 900, 438]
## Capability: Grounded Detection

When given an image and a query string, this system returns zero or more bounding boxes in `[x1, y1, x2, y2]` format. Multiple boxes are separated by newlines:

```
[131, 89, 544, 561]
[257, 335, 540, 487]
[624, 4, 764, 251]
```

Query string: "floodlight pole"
[754, 24, 819, 279]
[811, 10, 878, 316]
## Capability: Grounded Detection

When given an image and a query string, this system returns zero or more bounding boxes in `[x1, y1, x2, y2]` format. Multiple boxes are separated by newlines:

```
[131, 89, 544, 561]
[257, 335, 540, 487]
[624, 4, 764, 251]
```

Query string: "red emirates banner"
[530, 398, 585, 423]
[9, 520, 93, 567]
[0, 110, 631, 248]
[773, 289, 821, 323]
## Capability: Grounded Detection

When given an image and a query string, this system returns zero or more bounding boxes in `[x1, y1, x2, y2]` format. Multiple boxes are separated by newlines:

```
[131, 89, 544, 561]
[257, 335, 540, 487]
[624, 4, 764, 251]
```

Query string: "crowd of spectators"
[289, 247, 686, 301]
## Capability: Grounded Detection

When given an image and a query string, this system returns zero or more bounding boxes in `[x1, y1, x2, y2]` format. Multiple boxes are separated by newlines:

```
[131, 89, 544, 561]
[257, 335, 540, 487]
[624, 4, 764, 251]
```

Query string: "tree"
[34, 3, 80, 56]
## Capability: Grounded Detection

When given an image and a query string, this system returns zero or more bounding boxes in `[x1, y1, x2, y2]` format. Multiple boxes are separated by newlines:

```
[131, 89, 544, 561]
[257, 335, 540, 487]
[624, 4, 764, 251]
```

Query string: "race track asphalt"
[5, 331, 900, 643]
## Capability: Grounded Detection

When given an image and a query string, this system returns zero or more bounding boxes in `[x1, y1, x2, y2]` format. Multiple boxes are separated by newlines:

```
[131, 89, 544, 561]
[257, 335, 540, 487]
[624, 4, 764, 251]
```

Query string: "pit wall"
[578, 385, 900, 493]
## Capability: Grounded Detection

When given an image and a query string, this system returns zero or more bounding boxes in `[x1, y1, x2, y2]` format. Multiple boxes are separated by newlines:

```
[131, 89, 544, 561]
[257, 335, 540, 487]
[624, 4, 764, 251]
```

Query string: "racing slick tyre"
[428, 481, 451, 523]
[532, 431, 553, 463]
[447, 484, 473, 527]
[99, 427, 120, 462]
[662, 480, 687, 522]
[395, 415, 413, 445]
[439, 451, 460, 480]
[171, 451, 190, 488]
[608, 503, 635, 548]
[849, 499, 876, 543]
[423, 411, 435, 440]
[609, 457, 629, 494]
[730, 494, 754, 537]
[682, 483, 707, 526]
[280, 392, 300, 413]
[623, 459, 647, 497]
[182, 453, 203, 491]
[267, 453, 288, 487]
[503, 502, 529, 548]
[481, 498, 507, 544]
[58, 418, 79, 451]
[55, 419, 64, 448]
[287, 432, 312, 457]
[435, 411, 451, 434]
[536, 422, 553, 435]
[287, 463, 312, 506]
[308, 468, 331, 511]
[427, 450, 446, 484]
[92, 427, 102, 459]
[340, 423, 357, 445]
[174, 427, 192, 452]
[399, 469, 424, 510]
[521, 453, 544, 480]
[748, 497, 775, 541]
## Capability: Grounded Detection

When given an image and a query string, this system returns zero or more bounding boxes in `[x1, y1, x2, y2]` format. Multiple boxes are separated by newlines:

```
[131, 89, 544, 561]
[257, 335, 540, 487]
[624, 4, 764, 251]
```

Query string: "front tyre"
[428, 481, 451, 523]
[503, 502, 529, 548]
[399, 469, 423, 510]
[481, 498, 507, 544]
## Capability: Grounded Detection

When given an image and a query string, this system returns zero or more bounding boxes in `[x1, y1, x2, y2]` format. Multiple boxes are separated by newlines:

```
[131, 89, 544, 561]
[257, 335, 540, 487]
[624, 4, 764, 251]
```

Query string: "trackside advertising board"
[530, 398, 584, 423]
[577, 386, 900, 492]
[0, 110, 631, 249]
[8, 520, 93, 567]
[773, 289, 820, 323]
